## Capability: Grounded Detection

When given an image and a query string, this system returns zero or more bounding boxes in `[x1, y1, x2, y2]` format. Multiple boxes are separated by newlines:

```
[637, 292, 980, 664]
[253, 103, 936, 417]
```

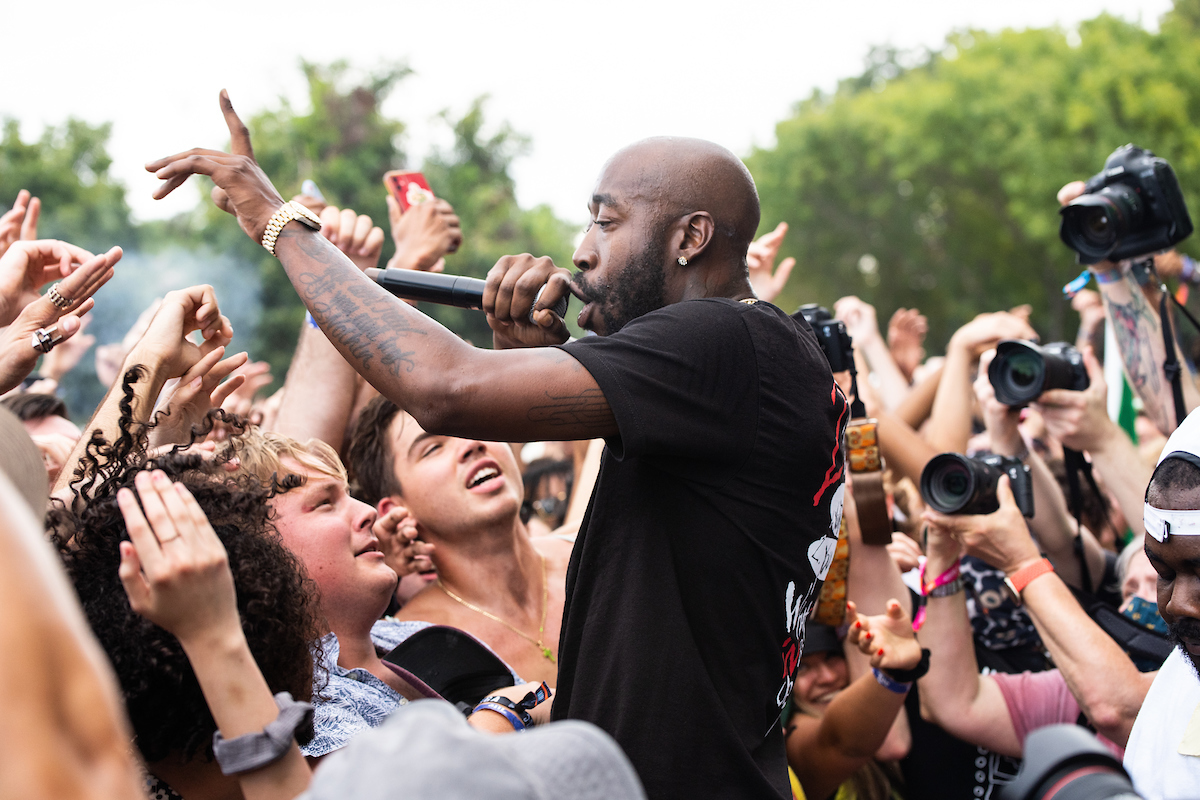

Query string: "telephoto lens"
[919, 453, 1034, 517]
[1000, 724, 1141, 800]
[1059, 183, 1144, 264]
[988, 340, 1088, 407]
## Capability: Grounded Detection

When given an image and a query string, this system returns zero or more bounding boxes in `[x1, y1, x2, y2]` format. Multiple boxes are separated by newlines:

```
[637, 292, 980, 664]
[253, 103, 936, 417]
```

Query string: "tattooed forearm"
[287, 231, 425, 377]
[1104, 278, 1172, 431]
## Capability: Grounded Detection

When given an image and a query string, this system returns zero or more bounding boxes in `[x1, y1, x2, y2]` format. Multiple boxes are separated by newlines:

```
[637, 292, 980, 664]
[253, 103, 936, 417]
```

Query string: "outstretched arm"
[273, 204, 382, 451]
[148, 91, 614, 444]
[53, 285, 234, 495]
[916, 517, 1022, 756]
[930, 476, 1154, 747]
[1058, 181, 1200, 434]
[789, 600, 922, 800]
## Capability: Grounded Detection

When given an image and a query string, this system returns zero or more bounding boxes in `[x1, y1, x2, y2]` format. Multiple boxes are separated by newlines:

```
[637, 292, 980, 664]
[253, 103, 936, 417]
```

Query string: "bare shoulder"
[530, 534, 574, 571]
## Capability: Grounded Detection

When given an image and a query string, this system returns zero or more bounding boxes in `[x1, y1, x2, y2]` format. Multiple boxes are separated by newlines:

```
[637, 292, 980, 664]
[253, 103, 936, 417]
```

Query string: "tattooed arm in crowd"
[148, 92, 616, 444]
[1058, 182, 1200, 434]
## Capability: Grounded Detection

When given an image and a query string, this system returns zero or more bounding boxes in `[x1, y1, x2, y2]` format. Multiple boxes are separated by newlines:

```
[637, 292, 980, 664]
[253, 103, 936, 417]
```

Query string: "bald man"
[151, 102, 846, 799]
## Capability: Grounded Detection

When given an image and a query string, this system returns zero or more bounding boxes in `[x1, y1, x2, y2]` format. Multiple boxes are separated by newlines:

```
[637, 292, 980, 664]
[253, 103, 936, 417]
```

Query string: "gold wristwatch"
[261, 201, 322, 256]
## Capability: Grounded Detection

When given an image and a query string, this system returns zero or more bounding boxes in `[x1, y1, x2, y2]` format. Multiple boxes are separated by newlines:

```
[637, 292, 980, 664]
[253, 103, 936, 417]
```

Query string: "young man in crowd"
[1126, 407, 1200, 796]
[149, 92, 845, 799]
[347, 396, 571, 686]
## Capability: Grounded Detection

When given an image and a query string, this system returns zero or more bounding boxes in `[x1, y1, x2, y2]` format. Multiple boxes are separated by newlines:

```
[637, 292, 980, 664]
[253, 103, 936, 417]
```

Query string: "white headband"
[1145, 408, 1200, 541]
[1143, 504, 1200, 542]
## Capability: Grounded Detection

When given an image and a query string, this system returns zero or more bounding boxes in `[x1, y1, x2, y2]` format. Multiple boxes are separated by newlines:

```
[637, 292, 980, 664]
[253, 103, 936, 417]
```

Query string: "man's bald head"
[599, 137, 760, 261]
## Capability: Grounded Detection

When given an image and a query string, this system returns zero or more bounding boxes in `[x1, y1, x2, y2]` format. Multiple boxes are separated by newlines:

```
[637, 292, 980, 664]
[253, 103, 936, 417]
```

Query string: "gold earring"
[677, 256, 688, 266]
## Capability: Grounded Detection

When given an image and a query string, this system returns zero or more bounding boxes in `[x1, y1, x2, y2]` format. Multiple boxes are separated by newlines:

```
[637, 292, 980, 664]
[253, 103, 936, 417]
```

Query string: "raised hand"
[219, 359, 273, 419]
[125, 285, 233, 382]
[146, 90, 286, 243]
[833, 295, 883, 347]
[887, 307, 927, 381]
[320, 205, 385, 272]
[973, 349, 1022, 453]
[38, 313, 96, 384]
[149, 347, 249, 449]
[0, 190, 40, 259]
[0, 246, 121, 394]
[385, 194, 462, 273]
[484, 254, 573, 349]
[0, 239, 95, 326]
[922, 476, 1040, 576]
[948, 310, 1038, 360]
[1033, 345, 1113, 453]
[746, 221, 795, 303]
[116, 470, 240, 645]
[846, 599, 923, 672]
[95, 298, 162, 389]
[885, 532, 924, 573]
[374, 505, 435, 577]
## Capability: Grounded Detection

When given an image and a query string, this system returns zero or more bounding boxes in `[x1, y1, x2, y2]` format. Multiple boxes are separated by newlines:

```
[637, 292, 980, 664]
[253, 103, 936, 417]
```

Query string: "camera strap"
[1061, 447, 1105, 593]
[1160, 287, 1189, 430]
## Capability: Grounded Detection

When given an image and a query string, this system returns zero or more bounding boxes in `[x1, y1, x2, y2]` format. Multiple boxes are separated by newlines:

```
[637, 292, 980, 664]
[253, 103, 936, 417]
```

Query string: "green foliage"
[0, 118, 136, 251]
[748, 6, 1200, 347]
[420, 97, 578, 344]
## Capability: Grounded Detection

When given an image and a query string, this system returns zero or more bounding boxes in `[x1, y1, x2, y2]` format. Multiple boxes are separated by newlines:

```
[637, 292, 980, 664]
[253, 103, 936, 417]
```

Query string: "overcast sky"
[2, 0, 1174, 227]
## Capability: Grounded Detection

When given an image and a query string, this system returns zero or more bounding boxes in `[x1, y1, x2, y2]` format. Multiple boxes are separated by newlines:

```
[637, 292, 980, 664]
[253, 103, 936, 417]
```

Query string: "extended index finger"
[220, 90, 255, 159]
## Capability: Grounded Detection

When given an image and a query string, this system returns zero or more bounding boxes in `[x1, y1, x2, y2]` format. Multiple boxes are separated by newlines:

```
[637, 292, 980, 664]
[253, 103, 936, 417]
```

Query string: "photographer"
[1057, 150, 1200, 437]
[918, 475, 1154, 754]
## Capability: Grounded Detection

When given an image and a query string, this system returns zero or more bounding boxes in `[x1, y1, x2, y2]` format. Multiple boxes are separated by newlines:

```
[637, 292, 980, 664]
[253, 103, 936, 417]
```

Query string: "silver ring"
[30, 326, 63, 354]
[46, 283, 72, 310]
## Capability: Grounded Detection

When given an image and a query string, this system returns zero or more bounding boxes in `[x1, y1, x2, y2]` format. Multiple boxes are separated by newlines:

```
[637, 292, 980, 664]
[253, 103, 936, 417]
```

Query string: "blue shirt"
[303, 619, 430, 757]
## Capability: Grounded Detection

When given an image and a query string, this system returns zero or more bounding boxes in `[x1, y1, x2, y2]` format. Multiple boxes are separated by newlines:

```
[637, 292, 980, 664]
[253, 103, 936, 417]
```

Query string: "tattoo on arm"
[527, 388, 614, 432]
[287, 231, 426, 378]
[1106, 281, 1171, 429]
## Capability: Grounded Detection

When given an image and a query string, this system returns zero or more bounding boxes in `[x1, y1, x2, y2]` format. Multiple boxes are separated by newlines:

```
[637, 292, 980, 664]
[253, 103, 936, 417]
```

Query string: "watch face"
[290, 201, 322, 229]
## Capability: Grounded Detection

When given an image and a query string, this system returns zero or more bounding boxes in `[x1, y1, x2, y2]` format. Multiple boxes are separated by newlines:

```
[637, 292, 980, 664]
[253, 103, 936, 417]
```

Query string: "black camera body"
[795, 304, 855, 373]
[920, 453, 1035, 518]
[1060, 143, 1193, 264]
[988, 340, 1089, 407]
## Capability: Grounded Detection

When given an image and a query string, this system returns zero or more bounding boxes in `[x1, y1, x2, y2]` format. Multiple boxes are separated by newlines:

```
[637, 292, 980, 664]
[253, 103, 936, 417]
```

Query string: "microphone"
[365, 268, 569, 319]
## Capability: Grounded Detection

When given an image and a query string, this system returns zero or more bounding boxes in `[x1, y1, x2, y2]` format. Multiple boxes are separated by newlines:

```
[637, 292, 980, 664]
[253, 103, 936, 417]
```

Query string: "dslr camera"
[1001, 724, 1141, 800]
[987, 340, 1088, 407]
[795, 304, 855, 373]
[1060, 143, 1193, 264]
[920, 452, 1034, 518]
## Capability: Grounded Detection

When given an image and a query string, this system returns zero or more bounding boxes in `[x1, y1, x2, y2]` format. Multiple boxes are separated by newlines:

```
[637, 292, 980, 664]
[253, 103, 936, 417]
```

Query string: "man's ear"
[377, 495, 400, 516]
[676, 211, 716, 264]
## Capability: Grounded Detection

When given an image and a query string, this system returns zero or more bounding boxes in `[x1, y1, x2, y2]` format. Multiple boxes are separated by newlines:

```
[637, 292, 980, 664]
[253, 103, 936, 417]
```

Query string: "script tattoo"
[288, 231, 424, 377]
[527, 387, 613, 431]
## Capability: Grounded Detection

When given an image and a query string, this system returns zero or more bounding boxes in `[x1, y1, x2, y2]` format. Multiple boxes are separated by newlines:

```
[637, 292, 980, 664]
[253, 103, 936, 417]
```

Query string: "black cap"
[803, 623, 843, 657]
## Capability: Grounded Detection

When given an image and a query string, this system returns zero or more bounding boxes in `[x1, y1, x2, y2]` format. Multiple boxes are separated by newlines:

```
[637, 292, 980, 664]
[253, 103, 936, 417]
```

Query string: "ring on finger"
[46, 283, 72, 310]
[157, 534, 182, 544]
[30, 326, 64, 354]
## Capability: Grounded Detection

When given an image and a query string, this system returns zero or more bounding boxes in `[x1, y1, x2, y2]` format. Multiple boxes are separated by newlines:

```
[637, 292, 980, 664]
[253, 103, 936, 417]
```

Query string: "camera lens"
[921, 454, 975, 514]
[989, 340, 1046, 407]
[1060, 184, 1143, 262]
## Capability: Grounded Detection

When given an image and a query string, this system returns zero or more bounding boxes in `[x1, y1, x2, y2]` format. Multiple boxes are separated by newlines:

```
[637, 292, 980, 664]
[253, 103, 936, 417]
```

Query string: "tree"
[748, 4, 1200, 347]
[0, 118, 137, 251]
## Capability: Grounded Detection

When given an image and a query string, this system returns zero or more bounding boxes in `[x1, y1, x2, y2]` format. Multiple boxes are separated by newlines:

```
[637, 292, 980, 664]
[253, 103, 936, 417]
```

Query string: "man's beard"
[573, 238, 667, 335]
[1169, 616, 1200, 677]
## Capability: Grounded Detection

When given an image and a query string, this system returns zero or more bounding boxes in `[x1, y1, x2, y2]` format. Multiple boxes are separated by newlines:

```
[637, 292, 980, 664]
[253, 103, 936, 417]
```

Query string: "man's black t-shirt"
[554, 298, 847, 800]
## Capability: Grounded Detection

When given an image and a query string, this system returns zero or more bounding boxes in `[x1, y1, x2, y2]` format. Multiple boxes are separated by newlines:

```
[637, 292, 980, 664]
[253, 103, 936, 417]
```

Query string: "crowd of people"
[3, 90, 1200, 800]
